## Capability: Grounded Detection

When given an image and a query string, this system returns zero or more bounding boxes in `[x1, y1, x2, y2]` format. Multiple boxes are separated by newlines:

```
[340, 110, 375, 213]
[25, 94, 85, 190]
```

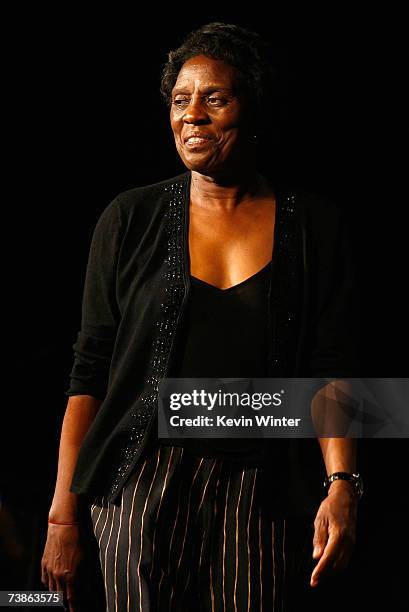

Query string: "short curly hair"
[160, 22, 277, 124]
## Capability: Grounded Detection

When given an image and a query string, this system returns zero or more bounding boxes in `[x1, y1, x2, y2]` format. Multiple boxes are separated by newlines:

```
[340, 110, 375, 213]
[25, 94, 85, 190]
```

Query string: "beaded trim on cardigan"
[105, 179, 187, 500]
[104, 176, 302, 502]
[270, 193, 303, 375]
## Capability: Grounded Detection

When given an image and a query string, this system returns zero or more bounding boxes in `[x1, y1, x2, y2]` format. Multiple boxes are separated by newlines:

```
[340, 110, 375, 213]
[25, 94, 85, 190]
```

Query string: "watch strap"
[323, 471, 363, 500]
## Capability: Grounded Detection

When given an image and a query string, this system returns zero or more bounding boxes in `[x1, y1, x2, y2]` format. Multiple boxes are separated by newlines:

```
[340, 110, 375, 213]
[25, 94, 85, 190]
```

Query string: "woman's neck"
[190, 170, 270, 212]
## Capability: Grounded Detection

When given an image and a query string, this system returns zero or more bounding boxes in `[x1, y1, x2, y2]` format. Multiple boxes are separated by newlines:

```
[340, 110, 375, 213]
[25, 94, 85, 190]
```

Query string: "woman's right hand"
[41, 523, 84, 612]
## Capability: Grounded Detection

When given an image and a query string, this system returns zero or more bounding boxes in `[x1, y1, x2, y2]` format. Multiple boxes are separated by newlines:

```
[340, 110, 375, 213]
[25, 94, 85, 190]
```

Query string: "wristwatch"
[323, 472, 364, 500]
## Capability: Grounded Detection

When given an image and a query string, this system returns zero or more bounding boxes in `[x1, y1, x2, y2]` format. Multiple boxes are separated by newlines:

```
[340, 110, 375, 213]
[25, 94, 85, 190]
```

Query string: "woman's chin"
[178, 147, 251, 177]
[179, 154, 228, 176]
[182, 159, 216, 174]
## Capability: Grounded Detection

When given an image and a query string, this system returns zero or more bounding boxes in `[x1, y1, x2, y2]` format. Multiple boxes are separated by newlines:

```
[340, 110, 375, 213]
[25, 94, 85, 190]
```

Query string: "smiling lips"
[184, 132, 212, 148]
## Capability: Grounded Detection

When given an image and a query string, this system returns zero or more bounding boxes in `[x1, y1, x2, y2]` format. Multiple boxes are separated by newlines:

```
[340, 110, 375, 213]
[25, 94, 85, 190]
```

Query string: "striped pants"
[90, 444, 316, 611]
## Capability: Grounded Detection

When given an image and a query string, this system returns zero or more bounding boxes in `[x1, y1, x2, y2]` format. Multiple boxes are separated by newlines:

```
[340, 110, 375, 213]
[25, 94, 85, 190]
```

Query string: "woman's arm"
[41, 395, 101, 611]
[310, 436, 358, 588]
[42, 198, 122, 610]
[309, 382, 359, 589]
[312, 380, 357, 484]
[304, 200, 360, 588]
[48, 395, 102, 521]
[318, 437, 356, 479]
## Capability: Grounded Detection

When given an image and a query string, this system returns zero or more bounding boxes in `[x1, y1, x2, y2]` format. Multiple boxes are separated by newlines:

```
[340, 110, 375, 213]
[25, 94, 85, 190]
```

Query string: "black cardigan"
[66, 170, 359, 516]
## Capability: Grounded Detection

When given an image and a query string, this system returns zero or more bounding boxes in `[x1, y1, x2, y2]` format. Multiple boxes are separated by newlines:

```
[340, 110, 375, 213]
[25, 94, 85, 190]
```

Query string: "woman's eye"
[173, 99, 189, 107]
[172, 96, 227, 108]
[207, 97, 225, 106]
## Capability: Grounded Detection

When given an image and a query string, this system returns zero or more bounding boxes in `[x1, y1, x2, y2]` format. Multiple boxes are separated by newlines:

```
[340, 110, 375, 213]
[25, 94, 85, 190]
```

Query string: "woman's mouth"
[184, 136, 212, 149]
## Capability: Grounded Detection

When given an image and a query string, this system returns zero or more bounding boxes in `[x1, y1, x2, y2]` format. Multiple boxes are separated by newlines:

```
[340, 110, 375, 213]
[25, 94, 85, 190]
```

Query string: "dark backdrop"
[3, 6, 408, 609]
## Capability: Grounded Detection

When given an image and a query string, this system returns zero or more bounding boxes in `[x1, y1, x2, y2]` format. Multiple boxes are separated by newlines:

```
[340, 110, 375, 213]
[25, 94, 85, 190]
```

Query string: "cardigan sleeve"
[307, 202, 360, 378]
[65, 198, 122, 400]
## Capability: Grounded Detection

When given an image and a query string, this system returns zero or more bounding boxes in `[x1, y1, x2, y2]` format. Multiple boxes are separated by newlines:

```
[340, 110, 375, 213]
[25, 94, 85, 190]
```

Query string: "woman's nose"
[183, 99, 209, 124]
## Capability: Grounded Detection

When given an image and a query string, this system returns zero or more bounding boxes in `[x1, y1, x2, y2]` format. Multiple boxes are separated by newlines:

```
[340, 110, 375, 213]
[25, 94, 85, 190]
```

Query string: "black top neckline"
[190, 259, 272, 293]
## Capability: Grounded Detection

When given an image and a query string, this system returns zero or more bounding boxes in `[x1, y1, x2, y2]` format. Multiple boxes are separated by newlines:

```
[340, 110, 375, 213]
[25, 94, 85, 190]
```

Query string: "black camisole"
[160, 260, 272, 464]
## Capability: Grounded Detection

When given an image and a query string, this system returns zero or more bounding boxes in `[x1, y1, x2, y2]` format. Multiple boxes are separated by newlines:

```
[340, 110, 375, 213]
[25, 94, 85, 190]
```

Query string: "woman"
[41, 23, 361, 611]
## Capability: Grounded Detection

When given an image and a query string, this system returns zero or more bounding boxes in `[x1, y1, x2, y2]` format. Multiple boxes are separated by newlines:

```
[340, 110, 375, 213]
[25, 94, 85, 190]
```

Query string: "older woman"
[41, 22, 361, 612]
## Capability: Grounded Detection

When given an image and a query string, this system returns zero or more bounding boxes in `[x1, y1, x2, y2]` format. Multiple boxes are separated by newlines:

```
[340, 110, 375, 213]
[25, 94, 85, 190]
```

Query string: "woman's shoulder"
[112, 171, 189, 216]
[88, 172, 189, 242]
[290, 188, 343, 221]
[277, 186, 347, 240]
[271, 182, 351, 253]
[266, 175, 344, 226]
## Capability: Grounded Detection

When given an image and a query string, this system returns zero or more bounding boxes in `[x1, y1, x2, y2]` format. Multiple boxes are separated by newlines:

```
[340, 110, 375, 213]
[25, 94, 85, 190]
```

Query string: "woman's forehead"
[173, 55, 239, 92]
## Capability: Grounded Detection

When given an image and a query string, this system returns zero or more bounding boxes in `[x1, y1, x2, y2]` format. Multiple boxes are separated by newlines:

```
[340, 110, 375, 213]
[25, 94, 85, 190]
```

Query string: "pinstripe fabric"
[90, 444, 314, 611]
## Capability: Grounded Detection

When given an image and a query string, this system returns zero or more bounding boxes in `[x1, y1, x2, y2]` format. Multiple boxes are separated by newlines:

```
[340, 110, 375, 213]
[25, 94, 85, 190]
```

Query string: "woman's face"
[170, 54, 254, 176]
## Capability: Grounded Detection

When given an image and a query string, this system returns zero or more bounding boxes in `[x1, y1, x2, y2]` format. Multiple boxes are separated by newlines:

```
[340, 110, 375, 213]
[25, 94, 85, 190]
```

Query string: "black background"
[3, 4, 408, 609]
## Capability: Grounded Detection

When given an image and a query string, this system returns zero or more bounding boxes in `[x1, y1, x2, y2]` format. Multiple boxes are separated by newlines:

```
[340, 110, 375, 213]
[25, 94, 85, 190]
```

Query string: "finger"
[314, 526, 357, 585]
[66, 579, 78, 612]
[312, 519, 328, 560]
[47, 573, 57, 594]
[54, 576, 66, 601]
[312, 541, 337, 580]
[311, 534, 340, 586]
[41, 565, 48, 587]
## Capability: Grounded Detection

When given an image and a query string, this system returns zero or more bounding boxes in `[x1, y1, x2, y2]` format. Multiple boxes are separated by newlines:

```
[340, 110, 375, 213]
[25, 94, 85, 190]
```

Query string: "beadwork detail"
[270, 193, 303, 375]
[105, 179, 187, 499]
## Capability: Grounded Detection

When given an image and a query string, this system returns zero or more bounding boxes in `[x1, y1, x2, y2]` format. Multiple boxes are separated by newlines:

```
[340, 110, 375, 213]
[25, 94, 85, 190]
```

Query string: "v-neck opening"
[190, 259, 273, 293]
[184, 171, 281, 299]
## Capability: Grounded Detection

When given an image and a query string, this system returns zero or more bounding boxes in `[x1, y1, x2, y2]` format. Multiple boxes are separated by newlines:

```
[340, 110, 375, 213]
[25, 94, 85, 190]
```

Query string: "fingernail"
[313, 546, 320, 555]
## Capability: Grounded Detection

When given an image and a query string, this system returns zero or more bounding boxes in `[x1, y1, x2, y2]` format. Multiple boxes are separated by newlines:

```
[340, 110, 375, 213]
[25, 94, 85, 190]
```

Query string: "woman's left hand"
[310, 480, 358, 587]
